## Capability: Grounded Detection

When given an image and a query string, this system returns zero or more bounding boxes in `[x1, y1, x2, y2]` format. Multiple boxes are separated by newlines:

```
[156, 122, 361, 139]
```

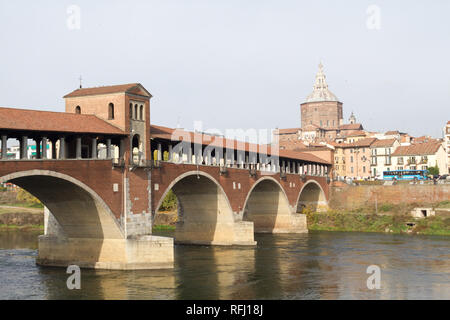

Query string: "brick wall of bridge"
[150, 162, 329, 214]
[0, 160, 124, 218]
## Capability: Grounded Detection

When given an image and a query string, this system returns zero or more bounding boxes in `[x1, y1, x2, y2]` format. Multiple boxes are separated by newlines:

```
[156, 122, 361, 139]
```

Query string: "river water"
[0, 230, 448, 300]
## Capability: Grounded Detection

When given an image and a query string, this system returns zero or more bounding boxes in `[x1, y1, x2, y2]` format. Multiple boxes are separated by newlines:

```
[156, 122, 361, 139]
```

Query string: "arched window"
[134, 104, 138, 120]
[108, 103, 114, 120]
[75, 106, 81, 114]
[129, 103, 133, 119]
[140, 105, 144, 120]
[132, 134, 141, 164]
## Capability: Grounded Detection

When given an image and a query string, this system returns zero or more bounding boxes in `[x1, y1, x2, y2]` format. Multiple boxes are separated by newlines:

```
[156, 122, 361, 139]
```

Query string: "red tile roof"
[339, 123, 363, 130]
[275, 128, 301, 134]
[338, 130, 367, 138]
[332, 138, 376, 148]
[371, 138, 398, 148]
[392, 142, 443, 156]
[150, 125, 330, 164]
[0, 107, 126, 135]
[385, 130, 400, 135]
[64, 83, 151, 98]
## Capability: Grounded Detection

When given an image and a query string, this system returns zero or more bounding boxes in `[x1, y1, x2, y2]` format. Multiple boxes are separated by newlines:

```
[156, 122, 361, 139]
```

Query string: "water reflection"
[0, 230, 449, 299]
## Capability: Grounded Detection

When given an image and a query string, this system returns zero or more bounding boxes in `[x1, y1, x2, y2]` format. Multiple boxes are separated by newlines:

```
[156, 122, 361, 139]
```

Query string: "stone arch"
[155, 171, 236, 245]
[296, 180, 328, 213]
[0, 170, 124, 239]
[243, 177, 293, 233]
[132, 134, 141, 164]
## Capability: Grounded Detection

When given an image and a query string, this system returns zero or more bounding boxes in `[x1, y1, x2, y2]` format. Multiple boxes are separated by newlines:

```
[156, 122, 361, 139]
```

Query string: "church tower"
[300, 63, 343, 129]
[349, 111, 356, 124]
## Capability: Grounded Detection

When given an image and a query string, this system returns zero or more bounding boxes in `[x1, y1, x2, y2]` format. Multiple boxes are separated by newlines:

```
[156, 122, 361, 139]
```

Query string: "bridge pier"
[41, 208, 173, 270]
[37, 235, 173, 270]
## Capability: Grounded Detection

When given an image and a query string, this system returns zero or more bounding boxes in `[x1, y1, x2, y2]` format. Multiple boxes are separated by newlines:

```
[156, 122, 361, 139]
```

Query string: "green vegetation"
[152, 224, 175, 231]
[436, 200, 450, 209]
[16, 189, 44, 208]
[307, 211, 450, 236]
[159, 190, 177, 211]
[427, 165, 439, 176]
[0, 224, 44, 230]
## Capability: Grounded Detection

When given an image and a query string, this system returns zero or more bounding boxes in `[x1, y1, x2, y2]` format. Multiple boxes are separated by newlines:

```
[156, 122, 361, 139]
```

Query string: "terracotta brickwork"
[300, 101, 343, 130]
[329, 184, 450, 210]
[151, 162, 329, 215]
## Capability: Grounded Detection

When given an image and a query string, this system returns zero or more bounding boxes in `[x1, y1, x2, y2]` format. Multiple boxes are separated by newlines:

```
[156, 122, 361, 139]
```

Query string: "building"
[332, 138, 376, 180]
[370, 138, 400, 178]
[444, 121, 450, 173]
[391, 141, 447, 174]
[63, 83, 152, 164]
[301, 63, 343, 132]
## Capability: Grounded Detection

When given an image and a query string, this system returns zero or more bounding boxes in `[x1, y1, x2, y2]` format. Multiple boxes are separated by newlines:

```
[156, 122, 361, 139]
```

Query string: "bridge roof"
[151, 125, 330, 165]
[0, 107, 127, 135]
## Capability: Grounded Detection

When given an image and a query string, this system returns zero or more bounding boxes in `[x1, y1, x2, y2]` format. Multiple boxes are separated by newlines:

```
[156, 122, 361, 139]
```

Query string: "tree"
[159, 190, 177, 211]
[427, 165, 439, 176]
[16, 188, 42, 207]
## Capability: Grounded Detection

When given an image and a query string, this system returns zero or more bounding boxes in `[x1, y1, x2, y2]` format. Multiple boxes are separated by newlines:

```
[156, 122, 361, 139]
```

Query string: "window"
[351, 167, 354, 173]
[140, 105, 144, 120]
[363, 166, 366, 173]
[75, 106, 81, 114]
[134, 104, 138, 120]
[108, 103, 114, 120]
[129, 103, 133, 119]
[350, 156, 354, 163]
[320, 120, 323, 127]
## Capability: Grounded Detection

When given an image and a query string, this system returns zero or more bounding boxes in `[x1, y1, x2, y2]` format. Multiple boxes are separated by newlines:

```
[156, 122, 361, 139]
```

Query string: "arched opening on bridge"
[296, 181, 327, 213]
[0, 171, 123, 240]
[75, 106, 81, 114]
[243, 178, 292, 233]
[132, 134, 141, 164]
[154, 172, 237, 245]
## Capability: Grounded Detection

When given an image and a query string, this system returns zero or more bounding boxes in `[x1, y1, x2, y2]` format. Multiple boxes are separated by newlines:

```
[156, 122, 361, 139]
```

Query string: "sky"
[0, 0, 449, 141]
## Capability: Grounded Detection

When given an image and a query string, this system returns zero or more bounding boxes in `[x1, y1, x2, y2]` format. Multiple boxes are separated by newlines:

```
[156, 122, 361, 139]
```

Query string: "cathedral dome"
[305, 63, 339, 103]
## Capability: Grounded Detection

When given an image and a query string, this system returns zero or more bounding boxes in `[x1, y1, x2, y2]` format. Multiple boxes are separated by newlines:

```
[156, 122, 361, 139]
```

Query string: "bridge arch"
[0, 170, 124, 239]
[155, 171, 236, 245]
[242, 176, 293, 233]
[296, 180, 328, 213]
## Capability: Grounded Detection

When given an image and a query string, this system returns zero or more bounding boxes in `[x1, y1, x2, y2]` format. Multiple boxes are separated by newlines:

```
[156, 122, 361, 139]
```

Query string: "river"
[0, 230, 448, 299]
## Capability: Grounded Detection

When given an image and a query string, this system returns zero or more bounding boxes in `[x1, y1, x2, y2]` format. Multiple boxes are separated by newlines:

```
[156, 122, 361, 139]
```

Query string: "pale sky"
[0, 0, 449, 140]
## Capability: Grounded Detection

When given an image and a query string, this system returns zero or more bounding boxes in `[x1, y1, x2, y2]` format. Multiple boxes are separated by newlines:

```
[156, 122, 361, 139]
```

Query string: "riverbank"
[0, 208, 44, 231]
[307, 211, 450, 236]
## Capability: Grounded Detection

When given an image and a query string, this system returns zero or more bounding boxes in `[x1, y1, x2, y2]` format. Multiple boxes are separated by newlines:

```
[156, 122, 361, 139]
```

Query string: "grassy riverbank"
[307, 211, 450, 236]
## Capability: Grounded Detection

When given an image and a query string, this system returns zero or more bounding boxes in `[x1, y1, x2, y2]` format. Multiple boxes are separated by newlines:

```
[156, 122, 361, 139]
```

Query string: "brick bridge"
[0, 83, 331, 270]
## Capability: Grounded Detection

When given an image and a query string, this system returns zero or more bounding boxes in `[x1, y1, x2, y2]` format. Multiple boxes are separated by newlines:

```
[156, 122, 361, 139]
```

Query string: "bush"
[380, 203, 394, 212]
[159, 190, 177, 211]
[428, 165, 439, 176]
[16, 189, 42, 207]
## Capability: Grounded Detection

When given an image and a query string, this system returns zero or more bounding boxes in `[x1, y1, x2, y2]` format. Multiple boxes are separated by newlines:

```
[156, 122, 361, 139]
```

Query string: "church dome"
[305, 63, 339, 103]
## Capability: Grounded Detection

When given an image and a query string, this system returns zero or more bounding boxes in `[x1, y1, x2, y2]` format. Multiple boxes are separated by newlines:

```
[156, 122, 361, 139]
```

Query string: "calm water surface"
[0, 230, 449, 299]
